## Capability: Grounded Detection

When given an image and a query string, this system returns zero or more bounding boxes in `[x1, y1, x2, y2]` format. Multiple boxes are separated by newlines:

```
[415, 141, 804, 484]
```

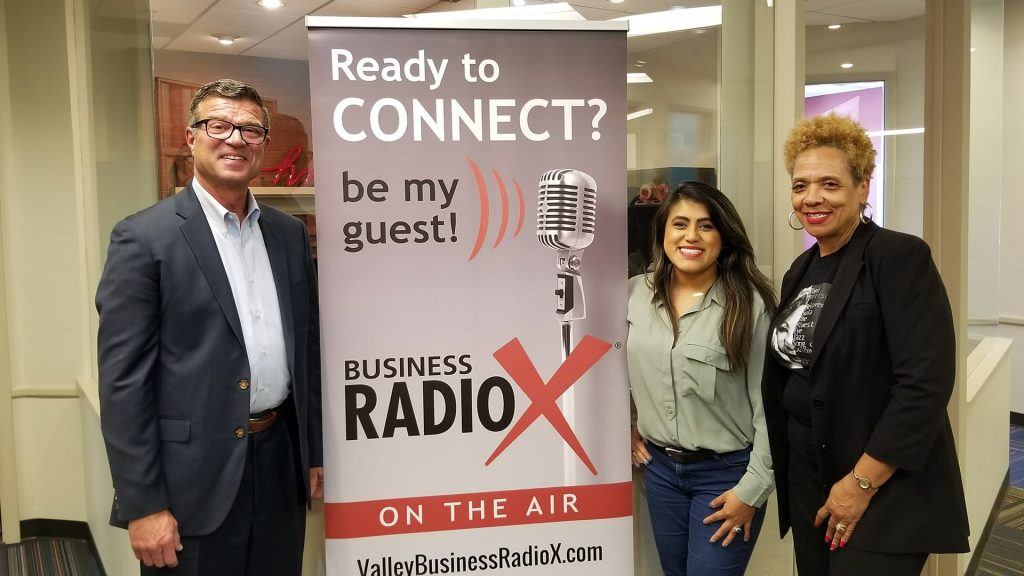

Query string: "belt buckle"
[664, 446, 684, 458]
[248, 410, 278, 434]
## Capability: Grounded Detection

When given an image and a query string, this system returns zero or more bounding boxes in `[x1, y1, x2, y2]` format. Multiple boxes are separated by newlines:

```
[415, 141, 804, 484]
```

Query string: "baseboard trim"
[965, 472, 1010, 576]
[1011, 412, 1024, 426]
[19, 519, 106, 576]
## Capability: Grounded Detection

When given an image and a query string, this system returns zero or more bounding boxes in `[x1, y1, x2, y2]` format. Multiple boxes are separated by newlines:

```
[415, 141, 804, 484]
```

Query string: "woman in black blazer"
[762, 113, 969, 575]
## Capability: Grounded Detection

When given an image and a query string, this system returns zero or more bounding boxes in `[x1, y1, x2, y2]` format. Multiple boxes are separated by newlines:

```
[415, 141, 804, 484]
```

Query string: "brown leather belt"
[248, 409, 279, 434]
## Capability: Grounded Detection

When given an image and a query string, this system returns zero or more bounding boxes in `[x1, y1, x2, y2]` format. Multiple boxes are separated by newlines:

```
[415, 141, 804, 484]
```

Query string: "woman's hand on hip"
[630, 425, 651, 467]
[704, 489, 757, 546]
[815, 475, 875, 550]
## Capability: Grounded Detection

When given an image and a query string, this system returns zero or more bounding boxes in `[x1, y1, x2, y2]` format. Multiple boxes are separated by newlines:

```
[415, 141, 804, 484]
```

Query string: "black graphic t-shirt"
[770, 246, 846, 456]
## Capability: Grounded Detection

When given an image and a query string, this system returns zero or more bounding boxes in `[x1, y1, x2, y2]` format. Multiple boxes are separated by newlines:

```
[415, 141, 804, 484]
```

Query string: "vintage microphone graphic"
[537, 168, 597, 485]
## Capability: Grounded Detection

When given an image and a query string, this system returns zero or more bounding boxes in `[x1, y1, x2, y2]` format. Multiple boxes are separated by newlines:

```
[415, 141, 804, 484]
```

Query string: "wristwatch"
[852, 470, 878, 492]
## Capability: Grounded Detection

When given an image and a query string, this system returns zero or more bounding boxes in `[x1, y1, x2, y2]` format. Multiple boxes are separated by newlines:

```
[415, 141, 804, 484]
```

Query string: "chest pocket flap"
[676, 343, 730, 403]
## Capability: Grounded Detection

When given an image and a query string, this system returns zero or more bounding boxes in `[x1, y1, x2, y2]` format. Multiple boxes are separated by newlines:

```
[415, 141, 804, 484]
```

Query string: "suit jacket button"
[235, 426, 246, 438]
[813, 398, 824, 408]
[239, 379, 250, 390]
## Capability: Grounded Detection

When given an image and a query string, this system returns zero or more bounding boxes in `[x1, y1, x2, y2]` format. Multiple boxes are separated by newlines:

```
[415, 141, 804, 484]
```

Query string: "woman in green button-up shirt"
[628, 181, 777, 576]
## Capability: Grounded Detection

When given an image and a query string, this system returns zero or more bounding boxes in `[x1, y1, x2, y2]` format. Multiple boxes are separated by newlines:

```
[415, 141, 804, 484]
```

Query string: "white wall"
[1001, 2, 1024, 321]
[960, 336, 1012, 573]
[968, 0, 1004, 323]
[1, 0, 89, 525]
[79, 388, 136, 575]
[973, 324, 1024, 414]
[978, 0, 1024, 415]
[0, 0, 21, 542]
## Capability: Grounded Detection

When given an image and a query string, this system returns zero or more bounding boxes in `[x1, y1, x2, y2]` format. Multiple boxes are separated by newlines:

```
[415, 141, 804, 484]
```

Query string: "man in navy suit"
[97, 79, 322, 574]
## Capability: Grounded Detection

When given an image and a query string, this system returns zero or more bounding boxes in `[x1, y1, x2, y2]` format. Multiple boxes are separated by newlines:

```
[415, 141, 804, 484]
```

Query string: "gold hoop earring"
[788, 211, 804, 231]
[861, 202, 874, 224]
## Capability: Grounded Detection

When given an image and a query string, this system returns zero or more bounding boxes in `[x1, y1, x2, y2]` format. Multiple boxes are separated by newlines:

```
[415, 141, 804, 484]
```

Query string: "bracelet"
[852, 469, 879, 492]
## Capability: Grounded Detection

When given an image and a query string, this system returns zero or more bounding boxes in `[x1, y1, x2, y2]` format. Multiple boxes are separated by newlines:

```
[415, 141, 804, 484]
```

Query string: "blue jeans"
[644, 445, 766, 576]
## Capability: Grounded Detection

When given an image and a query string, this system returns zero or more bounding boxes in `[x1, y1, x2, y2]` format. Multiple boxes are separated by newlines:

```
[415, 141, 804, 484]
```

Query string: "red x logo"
[485, 335, 613, 475]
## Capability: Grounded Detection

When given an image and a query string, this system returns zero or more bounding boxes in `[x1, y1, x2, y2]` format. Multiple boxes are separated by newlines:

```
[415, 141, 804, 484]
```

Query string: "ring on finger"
[835, 523, 847, 532]
[732, 526, 743, 534]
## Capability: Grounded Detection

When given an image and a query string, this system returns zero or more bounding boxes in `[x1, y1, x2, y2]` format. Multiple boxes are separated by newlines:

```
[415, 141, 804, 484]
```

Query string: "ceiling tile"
[201, 7, 295, 33]
[572, 6, 626, 20]
[216, 0, 330, 19]
[150, 0, 216, 25]
[152, 21, 191, 38]
[152, 36, 174, 50]
[165, 22, 276, 54]
[164, 32, 250, 56]
[627, 0, 720, 14]
[805, 0, 861, 10]
[311, 0, 412, 17]
[823, 0, 925, 22]
[370, 0, 443, 8]
[244, 33, 310, 60]
[269, 19, 309, 37]
[805, 12, 864, 26]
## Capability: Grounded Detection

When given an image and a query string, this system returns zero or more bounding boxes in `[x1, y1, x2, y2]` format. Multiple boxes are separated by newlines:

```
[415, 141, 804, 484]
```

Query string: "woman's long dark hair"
[647, 181, 777, 368]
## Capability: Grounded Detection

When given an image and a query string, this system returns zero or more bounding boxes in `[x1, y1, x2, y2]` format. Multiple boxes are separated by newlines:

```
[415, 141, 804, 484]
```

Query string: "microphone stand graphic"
[537, 169, 597, 486]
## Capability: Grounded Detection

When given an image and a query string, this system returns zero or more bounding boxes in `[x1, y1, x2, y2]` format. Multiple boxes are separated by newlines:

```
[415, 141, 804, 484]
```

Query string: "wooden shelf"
[251, 187, 315, 198]
[173, 186, 315, 198]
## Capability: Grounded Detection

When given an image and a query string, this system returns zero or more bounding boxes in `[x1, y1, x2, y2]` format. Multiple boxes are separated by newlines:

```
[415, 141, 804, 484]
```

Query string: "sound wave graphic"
[466, 157, 525, 262]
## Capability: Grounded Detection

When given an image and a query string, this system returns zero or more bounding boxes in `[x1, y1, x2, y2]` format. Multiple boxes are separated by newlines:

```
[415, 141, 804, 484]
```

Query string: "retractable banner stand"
[306, 16, 630, 575]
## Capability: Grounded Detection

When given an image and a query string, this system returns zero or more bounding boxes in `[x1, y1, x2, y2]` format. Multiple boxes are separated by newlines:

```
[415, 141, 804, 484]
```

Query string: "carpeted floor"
[0, 537, 101, 576]
[1009, 425, 1024, 489]
[973, 485, 1024, 575]
[971, 424, 1024, 575]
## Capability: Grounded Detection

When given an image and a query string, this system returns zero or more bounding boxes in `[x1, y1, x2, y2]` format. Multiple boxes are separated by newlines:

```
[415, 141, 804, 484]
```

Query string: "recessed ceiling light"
[214, 34, 239, 46]
[828, 24, 842, 30]
[610, 0, 626, 4]
[257, 0, 284, 8]
[840, 62, 854, 69]
[512, 0, 526, 6]
[615, 6, 722, 38]
[971, 47, 977, 52]
[866, 127, 925, 137]
[627, 108, 653, 121]
[627, 72, 653, 84]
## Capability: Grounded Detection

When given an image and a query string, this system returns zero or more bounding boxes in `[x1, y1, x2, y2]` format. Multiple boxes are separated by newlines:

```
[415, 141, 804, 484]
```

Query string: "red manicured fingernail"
[840, 540, 847, 548]
[824, 535, 831, 544]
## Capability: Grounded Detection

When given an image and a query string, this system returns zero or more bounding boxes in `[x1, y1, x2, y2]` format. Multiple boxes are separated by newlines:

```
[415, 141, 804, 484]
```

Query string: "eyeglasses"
[191, 119, 269, 144]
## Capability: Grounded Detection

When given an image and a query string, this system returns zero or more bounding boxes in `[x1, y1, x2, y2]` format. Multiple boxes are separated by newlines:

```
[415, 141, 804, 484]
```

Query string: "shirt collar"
[704, 279, 725, 309]
[192, 177, 261, 234]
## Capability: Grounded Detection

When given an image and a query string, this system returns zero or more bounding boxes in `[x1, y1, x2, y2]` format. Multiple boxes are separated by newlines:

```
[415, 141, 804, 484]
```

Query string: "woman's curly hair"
[784, 113, 876, 183]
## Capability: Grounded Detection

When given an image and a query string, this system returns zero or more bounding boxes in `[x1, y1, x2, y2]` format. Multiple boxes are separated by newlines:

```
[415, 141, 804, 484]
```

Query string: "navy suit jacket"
[96, 184, 322, 536]
[761, 221, 968, 553]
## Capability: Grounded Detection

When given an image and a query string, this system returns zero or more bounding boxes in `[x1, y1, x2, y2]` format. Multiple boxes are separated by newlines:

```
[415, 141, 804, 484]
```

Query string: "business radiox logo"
[342, 335, 611, 475]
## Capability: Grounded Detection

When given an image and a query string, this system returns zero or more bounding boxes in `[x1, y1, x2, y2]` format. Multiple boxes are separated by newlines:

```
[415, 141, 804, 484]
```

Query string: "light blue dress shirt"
[193, 178, 290, 413]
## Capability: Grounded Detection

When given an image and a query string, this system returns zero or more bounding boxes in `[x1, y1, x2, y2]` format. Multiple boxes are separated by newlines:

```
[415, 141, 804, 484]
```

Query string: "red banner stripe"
[324, 481, 632, 539]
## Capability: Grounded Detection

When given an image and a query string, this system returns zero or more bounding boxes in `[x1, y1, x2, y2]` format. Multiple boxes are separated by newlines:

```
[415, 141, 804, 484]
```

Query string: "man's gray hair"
[187, 78, 271, 130]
